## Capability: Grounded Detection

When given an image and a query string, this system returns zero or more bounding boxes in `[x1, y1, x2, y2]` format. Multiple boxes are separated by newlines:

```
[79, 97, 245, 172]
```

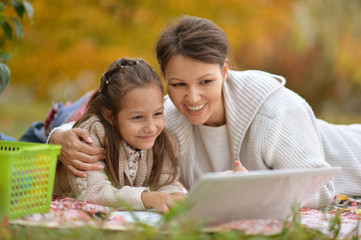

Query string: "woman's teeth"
[186, 104, 206, 111]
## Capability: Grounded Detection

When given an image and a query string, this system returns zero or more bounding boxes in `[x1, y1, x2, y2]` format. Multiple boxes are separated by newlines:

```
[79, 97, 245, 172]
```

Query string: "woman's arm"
[221, 160, 249, 174]
[258, 89, 335, 208]
[48, 122, 105, 177]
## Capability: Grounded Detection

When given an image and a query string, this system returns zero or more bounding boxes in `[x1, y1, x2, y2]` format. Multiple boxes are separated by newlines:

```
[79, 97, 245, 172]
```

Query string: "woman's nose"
[185, 87, 201, 104]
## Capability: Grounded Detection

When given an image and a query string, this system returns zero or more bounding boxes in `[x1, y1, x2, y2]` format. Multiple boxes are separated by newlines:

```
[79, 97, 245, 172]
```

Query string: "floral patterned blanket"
[9, 195, 361, 239]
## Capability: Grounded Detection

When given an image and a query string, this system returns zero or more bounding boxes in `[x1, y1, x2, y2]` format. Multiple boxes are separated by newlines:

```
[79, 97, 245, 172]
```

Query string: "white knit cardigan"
[164, 70, 361, 208]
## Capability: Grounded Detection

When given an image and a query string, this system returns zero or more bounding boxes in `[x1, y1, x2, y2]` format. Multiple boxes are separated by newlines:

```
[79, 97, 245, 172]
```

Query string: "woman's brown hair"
[155, 15, 230, 75]
[74, 57, 178, 188]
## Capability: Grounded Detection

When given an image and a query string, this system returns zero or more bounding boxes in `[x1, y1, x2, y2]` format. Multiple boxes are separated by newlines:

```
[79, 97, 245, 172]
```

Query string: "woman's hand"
[232, 160, 248, 172]
[221, 160, 248, 174]
[49, 128, 105, 178]
[141, 191, 184, 213]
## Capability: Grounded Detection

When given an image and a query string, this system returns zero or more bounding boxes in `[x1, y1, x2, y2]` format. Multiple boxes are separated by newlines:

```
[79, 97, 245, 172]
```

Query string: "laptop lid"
[181, 167, 341, 226]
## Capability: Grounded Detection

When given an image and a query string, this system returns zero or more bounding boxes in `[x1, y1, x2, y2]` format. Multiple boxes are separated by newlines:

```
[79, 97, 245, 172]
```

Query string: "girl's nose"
[145, 119, 157, 133]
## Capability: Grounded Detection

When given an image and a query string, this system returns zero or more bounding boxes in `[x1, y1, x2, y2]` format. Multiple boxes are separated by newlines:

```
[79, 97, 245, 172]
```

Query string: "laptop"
[111, 167, 340, 227]
[179, 166, 341, 226]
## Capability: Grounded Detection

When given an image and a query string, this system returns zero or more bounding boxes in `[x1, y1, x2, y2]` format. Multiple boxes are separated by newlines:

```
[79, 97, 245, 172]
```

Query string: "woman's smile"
[185, 103, 207, 112]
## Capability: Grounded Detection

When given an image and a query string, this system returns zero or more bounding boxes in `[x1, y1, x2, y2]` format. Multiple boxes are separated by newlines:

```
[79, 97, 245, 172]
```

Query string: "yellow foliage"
[3, 0, 361, 117]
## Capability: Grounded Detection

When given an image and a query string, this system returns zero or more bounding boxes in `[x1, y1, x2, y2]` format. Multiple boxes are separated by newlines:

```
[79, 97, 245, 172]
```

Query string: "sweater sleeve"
[156, 175, 185, 194]
[46, 121, 75, 143]
[67, 118, 149, 210]
[261, 89, 335, 208]
[68, 162, 149, 210]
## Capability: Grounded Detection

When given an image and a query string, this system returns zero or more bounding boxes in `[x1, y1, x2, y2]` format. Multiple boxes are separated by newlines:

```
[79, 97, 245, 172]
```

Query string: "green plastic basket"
[0, 140, 61, 220]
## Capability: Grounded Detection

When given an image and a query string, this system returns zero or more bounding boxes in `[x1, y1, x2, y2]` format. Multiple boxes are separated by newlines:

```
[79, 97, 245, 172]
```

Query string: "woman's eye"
[201, 80, 212, 84]
[171, 83, 185, 87]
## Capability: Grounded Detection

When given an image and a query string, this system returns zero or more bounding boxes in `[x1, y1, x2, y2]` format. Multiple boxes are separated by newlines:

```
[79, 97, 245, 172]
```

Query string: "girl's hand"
[171, 192, 187, 199]
[49, 128, 106, 178]
[141, 191, 182, 213]
[220, 160, 248, 174]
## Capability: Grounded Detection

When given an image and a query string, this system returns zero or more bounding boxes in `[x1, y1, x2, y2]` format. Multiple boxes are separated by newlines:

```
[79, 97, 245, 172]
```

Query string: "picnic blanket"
[9, 195, 361, 238]
[214, 195, 361, 238]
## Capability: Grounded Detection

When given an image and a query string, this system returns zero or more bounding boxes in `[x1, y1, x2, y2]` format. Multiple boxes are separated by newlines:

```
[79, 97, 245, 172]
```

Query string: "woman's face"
[164, 55, 228, 126]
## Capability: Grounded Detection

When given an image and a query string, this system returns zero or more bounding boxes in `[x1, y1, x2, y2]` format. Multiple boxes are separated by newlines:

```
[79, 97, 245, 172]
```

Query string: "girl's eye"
[201, 80, 212, 84]
[154, 111, 163, 116]
[132, 115, 142, 120]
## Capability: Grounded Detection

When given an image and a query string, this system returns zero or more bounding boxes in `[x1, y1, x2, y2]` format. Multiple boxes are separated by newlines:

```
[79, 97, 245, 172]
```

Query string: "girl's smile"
[137, 133, 157, 141]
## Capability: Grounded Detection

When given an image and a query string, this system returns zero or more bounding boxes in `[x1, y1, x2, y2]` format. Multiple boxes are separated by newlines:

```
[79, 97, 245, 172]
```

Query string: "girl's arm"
[68, 160, 150, 210]
[142, 135, 187, 211]
[156, 177, 187, 194]
[65, 120, 150, 210]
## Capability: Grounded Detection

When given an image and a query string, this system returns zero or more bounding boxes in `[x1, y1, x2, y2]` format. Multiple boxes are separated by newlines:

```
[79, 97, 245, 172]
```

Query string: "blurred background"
[1, 0, 361, 140]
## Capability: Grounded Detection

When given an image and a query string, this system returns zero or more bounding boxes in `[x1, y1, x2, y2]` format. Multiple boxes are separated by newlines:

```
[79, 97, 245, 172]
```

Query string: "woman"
[49, 15, 361, 208]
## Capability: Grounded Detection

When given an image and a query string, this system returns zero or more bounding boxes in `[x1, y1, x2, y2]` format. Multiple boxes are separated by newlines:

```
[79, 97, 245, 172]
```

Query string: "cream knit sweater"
[53, 115, 183, 210]
[164, 70, 361, 208]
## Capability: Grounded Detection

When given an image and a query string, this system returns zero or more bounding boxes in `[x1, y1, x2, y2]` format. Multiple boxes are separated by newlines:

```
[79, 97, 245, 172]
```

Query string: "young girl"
[54, 57, 185, 212]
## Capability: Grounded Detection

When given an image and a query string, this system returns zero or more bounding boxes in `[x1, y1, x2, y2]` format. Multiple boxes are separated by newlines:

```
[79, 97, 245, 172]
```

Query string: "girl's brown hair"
[155, 15, 230, 75]
[74, 57, 178, 188]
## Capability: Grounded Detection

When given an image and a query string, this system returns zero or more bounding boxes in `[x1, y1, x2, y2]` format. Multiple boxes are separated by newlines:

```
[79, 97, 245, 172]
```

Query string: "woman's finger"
[71, 159, 104, 172]
[72, 128, 94, 144]
[66, 164, 88, 178]
[233, 160, 248, 172]
[78, 144, 105, 162]
[70, 128, 106, 158]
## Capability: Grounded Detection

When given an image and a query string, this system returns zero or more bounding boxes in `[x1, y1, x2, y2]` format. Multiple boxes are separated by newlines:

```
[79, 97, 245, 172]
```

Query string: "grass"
[0, 100, 51, 141]
[0, 89, 53, 141]
[2, 204, 360, 240]
[1, 211, 358, 240]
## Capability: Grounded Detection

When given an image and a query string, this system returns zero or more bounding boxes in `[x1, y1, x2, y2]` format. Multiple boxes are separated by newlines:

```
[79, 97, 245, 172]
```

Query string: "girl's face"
[164, 54, 228, 126]
[115, 84, 164, 150]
